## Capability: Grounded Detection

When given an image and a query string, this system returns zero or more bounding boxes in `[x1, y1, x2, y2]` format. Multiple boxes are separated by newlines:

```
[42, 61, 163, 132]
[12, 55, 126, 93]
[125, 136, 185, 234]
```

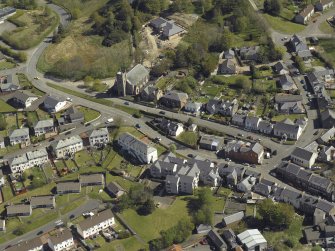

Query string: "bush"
[13, 227, 24, 236]
[118, 230, 131, 239]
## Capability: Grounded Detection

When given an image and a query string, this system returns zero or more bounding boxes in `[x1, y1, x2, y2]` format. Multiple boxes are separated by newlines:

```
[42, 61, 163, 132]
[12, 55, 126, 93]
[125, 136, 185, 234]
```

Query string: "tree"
[138, 198, 156, 215]
[235, 76, 252, 92]
[186, 118, 194, 127]
[258, 199, 295, 228]
[294, 56, 306, 74]
[169, 144, 177, 153]
[13, 226, 24, 236]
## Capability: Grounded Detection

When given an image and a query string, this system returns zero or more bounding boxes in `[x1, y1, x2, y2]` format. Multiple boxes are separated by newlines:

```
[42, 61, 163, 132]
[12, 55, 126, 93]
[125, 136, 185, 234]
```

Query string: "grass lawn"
[318, 38, 335, 66]
[37, 11, 131, 80]
[51, 0, 108, 18]
[329, 90, 335, 99]
[2, 8, 59, 50]
[0, 100, 16, 113]
[122, 196, 190, 242]
[155, 144, 167, 156]
[0, 59, 16, 70]
[75, 150, 96, 168]
[263, 14, 305, 34]
[97, 236, 147, 251]
[156, 77, 175, 91]
[43, 164, 54, 180]
[0, 144, 19, 157]
[1, 185, 14, 201]
[319, 21, 335, 34]
[23, 167, 46, 187]
[253, 79, 277, 92]
[77, 106, 100, 122]
[271, 114, 306, 122]
[36, 108, 51, 120]
[177, 131, 199, 147]
[105, 173, 135, 192]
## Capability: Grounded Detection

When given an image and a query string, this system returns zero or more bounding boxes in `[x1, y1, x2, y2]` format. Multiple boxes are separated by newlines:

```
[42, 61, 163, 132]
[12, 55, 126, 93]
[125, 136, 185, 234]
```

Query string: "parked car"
[155, 137, 161, 142]
[124, 101, 129, 105]
[135, 123, 141, 128]
[159, 111, 165, 115]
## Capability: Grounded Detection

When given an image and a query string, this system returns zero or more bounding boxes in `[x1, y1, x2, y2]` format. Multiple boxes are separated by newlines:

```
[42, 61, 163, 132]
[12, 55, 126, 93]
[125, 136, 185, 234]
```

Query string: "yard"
[177, 131, 199, 147]
[318, 38, 335, 66]
[75, 150, 96, 168]
[121, 196, 190, 242]
[0, 100, 16, 113]
[271, 114, 306, 122]
[77, 106, 100, 123]
[263, 14, 305, 34]
[97, 236, 147, 251]
[0, 59, 16, 70]
[319, 21, 335, 34]
[17, 73, 45, 96]
[2, 8, 59, 50]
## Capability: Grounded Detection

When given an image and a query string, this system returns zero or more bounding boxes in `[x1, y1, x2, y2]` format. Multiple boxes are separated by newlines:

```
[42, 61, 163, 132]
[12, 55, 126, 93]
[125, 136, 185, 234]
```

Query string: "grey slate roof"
[6, 204, 31, 215]
[258, 120, 273, 131]
[77, 209, 114, 231]
[30, 195, 55, 207]
[207, 229, 227, 249]
[162, 21, 184, 37]
[162, 91, 188, 102]
[291, 147, 315, 161]
[5, 237, 43, 251]
[49, 228, 73, 246]
[57, 182, 81, 193]
[26, 148, 48, 160]
[44, 96, 63, 108]
[11, 91, 32, 103]
[274, 120, 300, 134]
[51, 135, 82, 150]
[9, 128, 29, 138]
[223, 211, 244, 225]
[34, 119, 54, 129]
[275, 94, 303, 103]
[80, 173, 104, 185]
[126, 64, 149, 86]
[106, 182, 124, 196]
[89, 128, 108, 138]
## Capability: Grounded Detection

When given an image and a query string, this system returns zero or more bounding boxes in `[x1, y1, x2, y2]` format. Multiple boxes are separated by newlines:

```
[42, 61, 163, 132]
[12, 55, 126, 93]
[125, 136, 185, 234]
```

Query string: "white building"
[76, 209, 115, 239]
[51, 135, 83, 159]
[9, 148, 48, 173]
[9, 128, 30, 146]
[33, 119, 55, 136]
[43, 96, 68, 113]
[89, 128, 109, 147]
[237, 229, 267, 251]
[118, 132, 158, 164]
[291, 147, 318, 169]
[0, 135, 5, 148]
[48, 229, 74, 251]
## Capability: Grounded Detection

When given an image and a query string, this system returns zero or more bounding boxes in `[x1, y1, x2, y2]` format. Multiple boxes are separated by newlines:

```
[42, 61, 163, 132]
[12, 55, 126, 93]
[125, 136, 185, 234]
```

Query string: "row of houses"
[150, 153, 221, 194]
[5, 209, 115, 251]
[295, 0, 333, 24]
[8, 127, 110, 173]
[232, 115, 307, 140]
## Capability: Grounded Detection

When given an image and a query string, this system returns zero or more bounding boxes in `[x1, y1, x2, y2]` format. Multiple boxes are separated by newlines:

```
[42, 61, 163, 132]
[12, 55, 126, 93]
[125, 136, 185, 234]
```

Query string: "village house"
[295, 4, 315, 24]
[199, 134, 224, 151]
[115, 64, 149, 96]
[258, 120, 273, 135]
[231, 114, 246, 127]
[117, 132, 158, 164]
[225, 141, 264, 164]
[88, 128, 109, 147]
[9, 128, 30, 146]
[189, 157, 221, 187]
[149, 17, 185, 40]
[8, 154, 29, 173]
[48, 228, 74, 251]
[62, 107, 84, 124]
[315, 0, 334, 11]
[0, 170, 5, 186]
[239, 46, 260, 61]
[245, 116, 262, 131]
[297, 49, 313, 61]
[0, 74, 19, 93]
[273, 119, 303, 140]
[10, 91, 38, 108]
[0, 220, 5, 232]
[278, 74, 297, 92]
[43, 96, 68, 113]
[9, 148, 48, 174]
[319, 146, 335, 162]
[206, 99, 238, 116]
[237, 176, 257, 192]
[140, 85, 163, 102]
[223, 211, 245, 227]
[289, 35, 309, 52]
[80, 174, 104, 187]
[223, 49, 234, 59]
[159, 91, 188, 109]
[158, 118, 184, 136]
[219, 164, 245, 186]
[30, 195, 55, 209]
[56, 182, 81, 194]
[184, 101, 202, 113]
[321, 109, 335, 129]
[50, 135, 83, 159]
[291, 147, 318, 168]
[5, 237, 43, 251]
[6, 204, 32, 217]
[207, 229, 228, 251]
[76, 209, 115, 239]
[273, 61, 289, 75]
[318, 127, 335, 145]
[26, 148, 49, 167]
[33, 119, 55, 136]
[218, 59, 237, 75]
[274, 94, 304, 114]
[106, 182, 125, 198]
[165, 165, 200, 194]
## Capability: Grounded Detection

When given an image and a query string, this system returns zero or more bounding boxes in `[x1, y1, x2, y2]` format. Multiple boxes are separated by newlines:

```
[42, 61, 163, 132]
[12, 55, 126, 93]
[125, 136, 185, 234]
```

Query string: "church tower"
[116, 71, 127, 97]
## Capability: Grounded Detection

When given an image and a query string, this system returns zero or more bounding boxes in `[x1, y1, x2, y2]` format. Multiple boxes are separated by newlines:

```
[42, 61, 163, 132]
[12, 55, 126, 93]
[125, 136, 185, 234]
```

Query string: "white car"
[106, 118, 114, 123]
[66, 97, 72, 102]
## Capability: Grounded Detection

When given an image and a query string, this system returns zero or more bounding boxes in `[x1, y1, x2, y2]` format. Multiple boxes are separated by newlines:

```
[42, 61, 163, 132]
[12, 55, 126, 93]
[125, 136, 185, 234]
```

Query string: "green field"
[177, 131, 199, 147]
[0, 100, 16, 112]
[0, 60, 16, 70]
[318, 39, 335, 66]
[122, 196, 191, 242]
[319, 21, 335, 34]
[271, 114, 306, 122]
[263, 14, 305, 34]
[2, 8, 59, 50]
[77, 106, 100, 122]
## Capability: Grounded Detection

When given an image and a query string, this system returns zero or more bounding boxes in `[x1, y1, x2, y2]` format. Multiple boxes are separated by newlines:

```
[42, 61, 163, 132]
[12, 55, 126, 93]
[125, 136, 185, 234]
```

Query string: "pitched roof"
[162, 91, 188, 102]
[106, 182, 124, 195]
[57, 182, 81, 192]
[162, 21, 184, 37]
[223, 211, 244, 225]
[44, 96, 63, 108]
[237, 229, 267, 248]
[298, 4, 314, 18]
[9, 128, 29, 138]
[275, 94, 303, 103]
[321, 109, 335, 121]
[5, 237, 43, 251]
[273, 120, 300, 134]
[51, 135, 82, 150]
[319, 0, 333, 6]
[77, 209, 114, 231]
[80, 173, 104, 184]
[30, 195, 55, 207]
[258, 121, 273, 131]
[12, 91, 34, 103]
[118, 132, 157, 155]
[126, 64, 149, 86]
[291, 147, 316, 161]
[33, 119, 54, 129]
[278, 74, 296, 90]
[26, 148, 48, 160]
[6, 204, 31, 215]
[89, 128, 109, 138]
[208, 229, 227, 249]
[49, 228, 73, 246]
